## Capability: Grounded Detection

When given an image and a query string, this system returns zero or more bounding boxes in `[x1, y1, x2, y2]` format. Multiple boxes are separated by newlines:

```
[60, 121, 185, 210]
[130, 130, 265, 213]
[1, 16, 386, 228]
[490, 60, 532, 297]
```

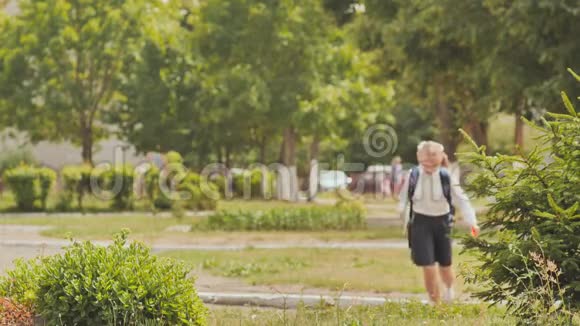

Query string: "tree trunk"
[259, 136, 267, 163]
[309, 135, 320, 162]
[469, 120, 489, 153]
[225, 146, 231, 169]
[515, 108, 524, 150]
[81, 124, 93, 165]
[278, 127, 298, 202]
[307, 135, 320, 202]
[435, 82, 459, 161]
[217, 146, 223, 164]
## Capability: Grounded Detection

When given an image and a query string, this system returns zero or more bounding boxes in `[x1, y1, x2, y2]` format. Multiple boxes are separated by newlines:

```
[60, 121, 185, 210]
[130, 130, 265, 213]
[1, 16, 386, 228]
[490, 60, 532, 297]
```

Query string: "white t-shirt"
[398, 166, 477, 226]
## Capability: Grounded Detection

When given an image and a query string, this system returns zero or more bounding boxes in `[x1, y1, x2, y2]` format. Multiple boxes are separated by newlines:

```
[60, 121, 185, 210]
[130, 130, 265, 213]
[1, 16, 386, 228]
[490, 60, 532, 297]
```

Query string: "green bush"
[0, 231, 208, 325]
[150, 169, 219, 211]
[460, 71, 580, 324]
[60, 164, 92, 210]
[106, 165, 135, 210]
[165, 151, 183, 164]
[212, 174, 229, 198]
[36, 168, 56, 210]
[178, 173, 219, 211]
[3, 165, 56, 211]
[178, 181, 219, 211]
[144, 166, 160, 204]
[232, 169, 276, 199]
[206, 201, 366, 231]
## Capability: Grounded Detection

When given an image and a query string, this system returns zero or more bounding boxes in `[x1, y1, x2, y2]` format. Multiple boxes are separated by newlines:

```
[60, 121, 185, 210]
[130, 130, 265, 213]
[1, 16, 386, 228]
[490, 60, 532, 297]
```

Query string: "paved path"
[0, 238, 413, 251]
[198, 292, 430, 308]
[0, 239, 478, 309]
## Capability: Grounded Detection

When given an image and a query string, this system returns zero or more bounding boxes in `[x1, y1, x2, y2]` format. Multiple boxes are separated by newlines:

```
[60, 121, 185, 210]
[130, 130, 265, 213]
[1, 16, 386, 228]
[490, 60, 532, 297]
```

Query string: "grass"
[0, 215, 180, 240]
[0, 213, 409, 241]
[208, 302, 512, 325]
[162, 248, 480, 294]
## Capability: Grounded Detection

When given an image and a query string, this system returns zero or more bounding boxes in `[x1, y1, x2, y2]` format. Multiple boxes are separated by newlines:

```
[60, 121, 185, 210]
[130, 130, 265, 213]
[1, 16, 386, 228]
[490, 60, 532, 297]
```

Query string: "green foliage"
[206, 201, 366, 231]
[60, 164, 92, 210]
[459, 77, 580, 323]
[232, 169, 276, 199]
[147, 161, 219, 211]
[210, 302, 514, 325]
[178, 172, 219, 211]
[0, 259, 44, 308]
[106, 166, 135, 211]
[0, 0, 176, 163]
[3, 165, 55, 211]
[357, 0, 580, 156]
[0, 231, 207, 325]
[3, 166, 36, 211]
[36, 167, 56, 210]
[166, 151, 184, 165]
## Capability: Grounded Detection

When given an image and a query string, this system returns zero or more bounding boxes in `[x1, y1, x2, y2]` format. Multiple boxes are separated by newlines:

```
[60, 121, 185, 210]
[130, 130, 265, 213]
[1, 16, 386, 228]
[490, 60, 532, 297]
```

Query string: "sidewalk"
[0, 238, 413, 251]
[198, 291, 430, 308]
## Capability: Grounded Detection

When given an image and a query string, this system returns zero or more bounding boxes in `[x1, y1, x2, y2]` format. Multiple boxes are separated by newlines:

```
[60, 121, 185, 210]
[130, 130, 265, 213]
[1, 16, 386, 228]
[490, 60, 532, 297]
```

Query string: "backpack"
[407, 167, 454, 224]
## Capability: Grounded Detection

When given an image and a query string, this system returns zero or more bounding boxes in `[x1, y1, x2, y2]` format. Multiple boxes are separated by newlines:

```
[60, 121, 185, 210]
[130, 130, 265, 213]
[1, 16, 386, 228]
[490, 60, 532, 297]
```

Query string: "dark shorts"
[409, 213, 452, 267]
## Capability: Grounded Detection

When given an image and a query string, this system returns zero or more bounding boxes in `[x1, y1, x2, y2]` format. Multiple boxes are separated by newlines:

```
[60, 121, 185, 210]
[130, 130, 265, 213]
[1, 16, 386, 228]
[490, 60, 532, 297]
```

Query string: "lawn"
[0, 213, 408, 242]
[163, 248, 480, 294]
[0, 197, 480, 242]
[208, 302, 512, 325]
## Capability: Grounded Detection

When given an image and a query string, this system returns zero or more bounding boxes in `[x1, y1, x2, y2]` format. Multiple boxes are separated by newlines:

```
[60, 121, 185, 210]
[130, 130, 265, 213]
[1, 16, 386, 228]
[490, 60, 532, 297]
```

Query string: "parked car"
[319, 170, 352, 191]
[348, 165, 401, 195]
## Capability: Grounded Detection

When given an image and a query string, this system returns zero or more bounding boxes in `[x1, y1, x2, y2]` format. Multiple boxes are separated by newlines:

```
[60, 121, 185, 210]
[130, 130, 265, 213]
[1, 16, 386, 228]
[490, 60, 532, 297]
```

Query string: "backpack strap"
[439, 168, 455, 221]
[407, 167, 420, 223]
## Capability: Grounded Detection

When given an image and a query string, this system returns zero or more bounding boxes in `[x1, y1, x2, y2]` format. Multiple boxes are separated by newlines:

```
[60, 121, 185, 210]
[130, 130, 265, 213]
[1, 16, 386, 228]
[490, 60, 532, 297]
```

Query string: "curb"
[198, 292, 429, 309]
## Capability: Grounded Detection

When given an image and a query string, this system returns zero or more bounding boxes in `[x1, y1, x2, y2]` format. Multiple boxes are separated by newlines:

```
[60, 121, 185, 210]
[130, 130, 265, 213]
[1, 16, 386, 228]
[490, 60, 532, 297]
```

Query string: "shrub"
[0, 231, 207, 325]
[212, 174, 226, 194]
[153, 194, 173, 210]
[166, 151, 183, 164]
[60, 164, 92, 210]
[3, 165, 56, 211]
[206, 201, 366, 231]
[3, 166, 36, 211]
[460, 70, 580, 324]
[178, 173, 219, 211]
[232, 169, 276, 199]
[106, 165, 135, 210]
[144, 166, 160, 201]
[144, 150, 220, 211]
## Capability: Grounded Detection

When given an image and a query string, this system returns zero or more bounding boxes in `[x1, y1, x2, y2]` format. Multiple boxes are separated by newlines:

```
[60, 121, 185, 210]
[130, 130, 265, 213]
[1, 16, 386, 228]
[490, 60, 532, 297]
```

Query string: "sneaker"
[443, 288, 454, 303]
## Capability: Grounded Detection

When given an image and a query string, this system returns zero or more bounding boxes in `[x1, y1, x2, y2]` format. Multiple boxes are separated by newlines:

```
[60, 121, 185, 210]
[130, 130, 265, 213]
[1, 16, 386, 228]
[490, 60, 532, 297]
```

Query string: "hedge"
[59, 164, 92, 210]
[206, 201, 366, 231]
[3, 165, 56, 211]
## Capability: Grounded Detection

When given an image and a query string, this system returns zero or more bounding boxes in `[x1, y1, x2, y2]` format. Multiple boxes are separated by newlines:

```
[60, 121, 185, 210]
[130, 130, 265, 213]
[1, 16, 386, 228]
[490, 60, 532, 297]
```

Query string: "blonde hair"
[417, 141, 444, 154]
